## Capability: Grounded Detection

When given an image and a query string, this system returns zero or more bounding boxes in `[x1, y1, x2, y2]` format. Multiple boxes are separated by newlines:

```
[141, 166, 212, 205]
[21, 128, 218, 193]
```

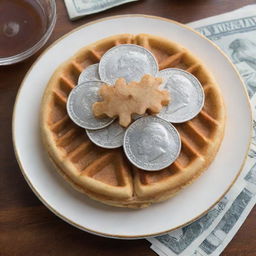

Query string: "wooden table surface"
[1, 0, 256, 255]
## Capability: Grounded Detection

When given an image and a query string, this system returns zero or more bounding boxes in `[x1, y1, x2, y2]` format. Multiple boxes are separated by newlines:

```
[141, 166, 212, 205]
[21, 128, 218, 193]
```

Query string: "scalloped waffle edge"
[40, 33, 225, 208]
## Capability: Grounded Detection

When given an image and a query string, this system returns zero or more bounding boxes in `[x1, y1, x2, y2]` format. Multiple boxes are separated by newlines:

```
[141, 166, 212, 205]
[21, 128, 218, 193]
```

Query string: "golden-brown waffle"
[40, 34, 226, 208]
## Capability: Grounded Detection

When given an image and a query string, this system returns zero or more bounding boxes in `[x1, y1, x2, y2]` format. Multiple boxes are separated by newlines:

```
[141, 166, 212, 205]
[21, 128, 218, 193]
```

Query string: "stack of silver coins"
[67, 44, 205, 171]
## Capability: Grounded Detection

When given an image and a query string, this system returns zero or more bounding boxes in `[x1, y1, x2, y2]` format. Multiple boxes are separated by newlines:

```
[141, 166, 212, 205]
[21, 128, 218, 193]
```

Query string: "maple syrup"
[0, 0, 47, 57]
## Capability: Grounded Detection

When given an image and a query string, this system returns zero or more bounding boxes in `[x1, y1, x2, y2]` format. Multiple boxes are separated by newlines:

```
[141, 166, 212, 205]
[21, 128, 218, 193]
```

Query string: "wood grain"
[0, 0, 255, 255]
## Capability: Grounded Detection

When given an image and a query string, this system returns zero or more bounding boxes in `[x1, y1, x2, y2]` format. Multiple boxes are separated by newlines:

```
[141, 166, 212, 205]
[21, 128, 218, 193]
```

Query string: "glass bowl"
[0, 0, 56, 65]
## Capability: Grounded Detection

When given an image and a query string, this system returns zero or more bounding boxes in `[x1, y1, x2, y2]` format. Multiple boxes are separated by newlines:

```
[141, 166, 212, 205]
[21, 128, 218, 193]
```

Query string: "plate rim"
[12, 14, 252, 239]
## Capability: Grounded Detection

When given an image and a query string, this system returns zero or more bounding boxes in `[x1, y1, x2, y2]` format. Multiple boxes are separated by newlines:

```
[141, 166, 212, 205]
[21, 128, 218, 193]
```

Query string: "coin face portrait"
[157, 68, 205, 123]
[114, 51, 149, 81]
[67, 81, 114, 129]
[95, 122, 124, 143]
[136, 122, 172, 162]
[124, 116, 181, 170]
[81, 86, 98, 117]
[78, 63, 100, 84]
[164, 74, 191, 114]
[86, 121, 125, 149]
[99, 45, 158, 84]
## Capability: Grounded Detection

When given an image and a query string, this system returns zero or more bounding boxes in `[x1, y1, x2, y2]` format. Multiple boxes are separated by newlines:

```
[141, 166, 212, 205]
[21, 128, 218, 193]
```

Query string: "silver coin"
[67, 80, 114, 130]
[78, 63, 100, 84]
[157, 68, 205, 123]
[99, 44, 158, 84]
[132, 113, 145, 120]
[86, 120, 126, 149]
[123, 116, 181, 171]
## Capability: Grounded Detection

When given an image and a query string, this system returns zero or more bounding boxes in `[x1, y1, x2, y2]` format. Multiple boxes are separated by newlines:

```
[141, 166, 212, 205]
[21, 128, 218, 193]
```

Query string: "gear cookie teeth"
[92, 74, 170, 127]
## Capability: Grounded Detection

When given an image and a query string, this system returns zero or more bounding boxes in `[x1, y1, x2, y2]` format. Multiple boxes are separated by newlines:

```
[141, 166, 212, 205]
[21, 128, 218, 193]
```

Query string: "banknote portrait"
[230, 38, 256, 97]
[155, 197, 228, 254]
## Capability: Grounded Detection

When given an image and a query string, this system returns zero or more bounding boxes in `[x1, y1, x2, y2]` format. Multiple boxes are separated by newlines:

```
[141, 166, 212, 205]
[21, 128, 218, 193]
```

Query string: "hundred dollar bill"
[149, 5, 256, 256]
[193, 96, 256, 256]
[148, 159, 253, 256]
[63, 0, 139, 20]
[150, 108, 256, 256]
[190, 5, 256, 99]
[195, 187, 256, 256]
[150, 156, 256, 256]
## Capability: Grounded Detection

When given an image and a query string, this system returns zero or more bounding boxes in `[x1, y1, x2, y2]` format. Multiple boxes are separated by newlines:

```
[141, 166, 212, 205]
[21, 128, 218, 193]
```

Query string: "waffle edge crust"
[40, 34, 226, 208]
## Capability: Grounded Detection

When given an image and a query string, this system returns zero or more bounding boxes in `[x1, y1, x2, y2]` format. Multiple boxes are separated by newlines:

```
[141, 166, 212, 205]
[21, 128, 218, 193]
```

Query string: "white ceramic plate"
[13, 15, 252, 239]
